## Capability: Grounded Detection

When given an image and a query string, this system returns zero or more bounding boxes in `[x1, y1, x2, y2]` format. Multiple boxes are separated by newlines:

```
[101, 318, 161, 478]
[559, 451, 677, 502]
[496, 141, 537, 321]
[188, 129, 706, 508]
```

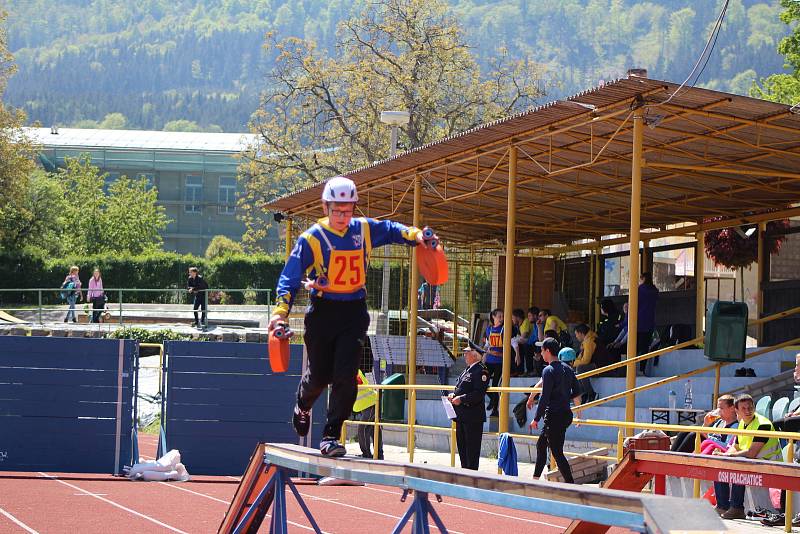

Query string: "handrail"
[576, 304, 800, 382]
[576, 336, 800, 411]
[0, 287, 272, 328]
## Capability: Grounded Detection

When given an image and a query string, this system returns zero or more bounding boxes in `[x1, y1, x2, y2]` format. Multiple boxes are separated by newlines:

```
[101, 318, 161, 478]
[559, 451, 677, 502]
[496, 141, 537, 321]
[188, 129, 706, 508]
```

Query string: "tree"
[240, 0, 545, 250]
[0, 10, 39, 247]
[99, 112, 128, 129]
[56, 156, 170, 255]
[753, 0, 800, 103]
[205, 235, 245, 259]
[0, 170, 67, 254]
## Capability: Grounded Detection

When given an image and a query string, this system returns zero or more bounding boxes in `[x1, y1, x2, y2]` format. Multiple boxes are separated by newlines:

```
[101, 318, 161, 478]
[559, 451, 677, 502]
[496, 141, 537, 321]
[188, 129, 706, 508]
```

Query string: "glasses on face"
[330, 209, 353, 218]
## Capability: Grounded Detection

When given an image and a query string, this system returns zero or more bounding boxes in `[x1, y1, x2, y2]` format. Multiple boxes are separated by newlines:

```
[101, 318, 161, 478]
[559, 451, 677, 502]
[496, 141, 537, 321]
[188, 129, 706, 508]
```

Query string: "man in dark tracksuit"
[531, 337, 583, 483]
[187, 267, 209, 328]
[449, 343, 490, 470]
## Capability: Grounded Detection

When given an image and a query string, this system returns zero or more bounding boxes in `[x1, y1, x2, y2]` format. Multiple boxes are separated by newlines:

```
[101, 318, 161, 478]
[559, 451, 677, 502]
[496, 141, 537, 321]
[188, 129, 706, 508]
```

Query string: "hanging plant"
[704, 219, 790, 270]
[704, 217, 790, 302]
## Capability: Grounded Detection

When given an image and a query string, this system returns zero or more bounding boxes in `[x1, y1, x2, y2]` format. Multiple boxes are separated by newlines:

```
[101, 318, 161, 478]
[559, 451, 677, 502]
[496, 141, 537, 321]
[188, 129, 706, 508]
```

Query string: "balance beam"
[220, 443, 725, 534]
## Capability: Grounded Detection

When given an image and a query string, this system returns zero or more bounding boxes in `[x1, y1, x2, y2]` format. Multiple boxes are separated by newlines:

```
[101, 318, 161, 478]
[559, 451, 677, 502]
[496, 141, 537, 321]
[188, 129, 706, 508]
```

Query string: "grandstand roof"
[266, 76, 800, 248]
[26, 127, 256, 153]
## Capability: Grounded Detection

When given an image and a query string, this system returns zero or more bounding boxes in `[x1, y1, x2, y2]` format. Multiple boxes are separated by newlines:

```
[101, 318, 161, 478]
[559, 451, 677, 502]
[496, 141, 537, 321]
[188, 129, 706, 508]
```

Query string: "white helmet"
[322, 176, 359, 203]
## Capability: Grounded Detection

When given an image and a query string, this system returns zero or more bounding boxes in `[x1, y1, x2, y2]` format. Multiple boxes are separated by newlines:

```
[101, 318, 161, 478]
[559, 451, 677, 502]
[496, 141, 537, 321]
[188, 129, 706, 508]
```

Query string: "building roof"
[26, 127, 257, 153]
[266, 76, 800, 249]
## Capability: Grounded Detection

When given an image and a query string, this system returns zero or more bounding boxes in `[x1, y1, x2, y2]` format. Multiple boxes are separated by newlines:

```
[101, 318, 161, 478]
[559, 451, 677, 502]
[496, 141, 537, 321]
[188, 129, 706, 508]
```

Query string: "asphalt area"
[0, 433, 640, 533]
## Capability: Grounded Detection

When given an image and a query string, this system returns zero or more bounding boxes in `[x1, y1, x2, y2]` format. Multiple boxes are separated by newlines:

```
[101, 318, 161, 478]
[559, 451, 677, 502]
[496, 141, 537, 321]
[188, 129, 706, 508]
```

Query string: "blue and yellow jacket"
[274, 217, 422, 315]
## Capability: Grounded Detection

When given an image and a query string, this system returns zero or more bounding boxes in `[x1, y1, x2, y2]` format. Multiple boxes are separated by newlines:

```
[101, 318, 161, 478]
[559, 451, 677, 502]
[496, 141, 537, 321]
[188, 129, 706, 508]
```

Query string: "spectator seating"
[788, 397, 800, 415]
[772, 396, 791, 421]
[755, 395, 773, 418]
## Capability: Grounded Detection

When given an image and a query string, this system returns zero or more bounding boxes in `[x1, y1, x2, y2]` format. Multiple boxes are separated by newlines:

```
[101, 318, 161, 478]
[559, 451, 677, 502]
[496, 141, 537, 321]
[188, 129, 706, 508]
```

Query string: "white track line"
[0, 507, 40, 534]
[158, 482, 332, 533]
[298, 490, 465, 534]
[358, 484, 568, 529]
[37, 472, 188, 534]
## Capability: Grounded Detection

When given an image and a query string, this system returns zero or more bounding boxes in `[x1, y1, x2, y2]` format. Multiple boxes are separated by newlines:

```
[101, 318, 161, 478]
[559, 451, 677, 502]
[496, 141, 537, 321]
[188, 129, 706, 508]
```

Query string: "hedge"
[0, 251, 411, 308]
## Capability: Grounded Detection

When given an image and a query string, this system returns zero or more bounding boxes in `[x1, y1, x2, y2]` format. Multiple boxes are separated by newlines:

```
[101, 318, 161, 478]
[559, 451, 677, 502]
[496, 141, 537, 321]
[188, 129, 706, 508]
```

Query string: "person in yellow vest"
[714, 394, 781, 519]
[353, 369, 383, 459]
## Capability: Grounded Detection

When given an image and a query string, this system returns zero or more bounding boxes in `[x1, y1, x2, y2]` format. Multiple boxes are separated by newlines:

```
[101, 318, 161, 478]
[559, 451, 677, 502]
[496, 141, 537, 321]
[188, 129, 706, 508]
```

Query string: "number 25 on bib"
[327, 250, 365, 292]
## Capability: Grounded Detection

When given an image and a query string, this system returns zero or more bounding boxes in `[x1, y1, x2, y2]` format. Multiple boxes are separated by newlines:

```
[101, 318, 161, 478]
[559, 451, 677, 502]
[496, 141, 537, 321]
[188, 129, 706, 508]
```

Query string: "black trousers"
[636, 330, 654, 373]
[299, 298, 369, 439]
[357, 405, 383, 458]
[192, 294, 207, 325]
[456, 419, 484, 470]
[90, 296, 105, 323]
[670, 431, 697, 453]
[534, 410, 574, 483]
[486, 362, 502, 412]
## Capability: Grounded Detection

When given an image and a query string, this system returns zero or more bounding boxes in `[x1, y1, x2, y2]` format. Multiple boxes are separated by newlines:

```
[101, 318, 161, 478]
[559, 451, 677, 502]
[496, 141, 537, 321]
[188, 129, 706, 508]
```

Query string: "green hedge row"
[0, 251, 284, 305]
[0, 251, 412, 308]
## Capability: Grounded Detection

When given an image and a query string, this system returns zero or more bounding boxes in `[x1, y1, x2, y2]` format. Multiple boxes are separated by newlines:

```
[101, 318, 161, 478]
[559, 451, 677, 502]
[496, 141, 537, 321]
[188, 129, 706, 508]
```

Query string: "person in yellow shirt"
[573, 324, 599, 403]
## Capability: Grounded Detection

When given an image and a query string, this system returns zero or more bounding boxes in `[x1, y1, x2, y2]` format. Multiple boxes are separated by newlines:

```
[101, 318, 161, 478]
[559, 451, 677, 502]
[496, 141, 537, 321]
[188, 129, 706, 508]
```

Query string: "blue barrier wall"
[163, 342, 324, 476]
[0, 336, 136, 474]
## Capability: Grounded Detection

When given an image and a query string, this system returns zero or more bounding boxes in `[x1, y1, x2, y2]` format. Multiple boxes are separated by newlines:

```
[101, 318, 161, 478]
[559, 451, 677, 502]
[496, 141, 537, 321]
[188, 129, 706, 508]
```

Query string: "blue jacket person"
[449, 343, 490, 470]
[269, 176, 425, 457]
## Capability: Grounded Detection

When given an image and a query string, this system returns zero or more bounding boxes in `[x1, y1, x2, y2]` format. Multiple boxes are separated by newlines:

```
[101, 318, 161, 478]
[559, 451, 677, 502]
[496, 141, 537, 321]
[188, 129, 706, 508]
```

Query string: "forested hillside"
[0, 0, 789, 132]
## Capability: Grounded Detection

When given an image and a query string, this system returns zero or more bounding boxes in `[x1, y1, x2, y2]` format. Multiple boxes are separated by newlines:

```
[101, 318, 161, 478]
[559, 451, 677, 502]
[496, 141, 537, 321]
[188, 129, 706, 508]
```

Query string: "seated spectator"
[510, 308, 527, 376]
[573, 324, 600, 403]
[714, 394, 782, 520]
[523, 307, 543, 376]
[773, 354, 800, 432]
[596, 299, 623, 347]
[538, 308, 572, 346]
[607, 302, 628, 377]
[671, 394, 737, 453]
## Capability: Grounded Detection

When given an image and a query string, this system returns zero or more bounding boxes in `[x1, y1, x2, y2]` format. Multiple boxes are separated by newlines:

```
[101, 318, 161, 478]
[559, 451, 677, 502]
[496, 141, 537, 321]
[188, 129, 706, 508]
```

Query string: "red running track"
[0, 434, 630, 533]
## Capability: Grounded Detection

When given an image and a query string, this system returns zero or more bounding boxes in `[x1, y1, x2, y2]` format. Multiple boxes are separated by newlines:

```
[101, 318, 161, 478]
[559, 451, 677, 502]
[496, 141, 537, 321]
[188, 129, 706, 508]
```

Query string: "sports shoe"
[721, 507, 746, 520]
[792, 513, 800, 527]
[292, 404, 311, 437]
[320, 437, 346, 457]
[760, 512, 785, 526]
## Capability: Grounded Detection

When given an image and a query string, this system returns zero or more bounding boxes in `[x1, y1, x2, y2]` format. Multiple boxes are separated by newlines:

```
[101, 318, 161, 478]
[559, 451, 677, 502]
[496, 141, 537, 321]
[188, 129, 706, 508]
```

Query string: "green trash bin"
[381, 372, 406, 422]
[704, 300, 748, 362]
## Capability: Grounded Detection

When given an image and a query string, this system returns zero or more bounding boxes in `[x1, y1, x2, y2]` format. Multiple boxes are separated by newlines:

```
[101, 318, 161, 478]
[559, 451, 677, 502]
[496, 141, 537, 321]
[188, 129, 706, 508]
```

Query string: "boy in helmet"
[269, 176, 426, 457]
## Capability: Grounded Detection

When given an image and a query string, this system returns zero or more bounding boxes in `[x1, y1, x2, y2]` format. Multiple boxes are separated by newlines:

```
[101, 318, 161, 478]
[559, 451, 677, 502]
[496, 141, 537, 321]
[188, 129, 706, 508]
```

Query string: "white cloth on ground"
[127, 449, 190, 482]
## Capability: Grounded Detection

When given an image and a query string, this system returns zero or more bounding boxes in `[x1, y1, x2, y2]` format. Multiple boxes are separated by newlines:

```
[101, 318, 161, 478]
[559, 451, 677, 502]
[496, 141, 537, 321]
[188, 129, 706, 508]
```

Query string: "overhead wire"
[645, 0, 730, 110]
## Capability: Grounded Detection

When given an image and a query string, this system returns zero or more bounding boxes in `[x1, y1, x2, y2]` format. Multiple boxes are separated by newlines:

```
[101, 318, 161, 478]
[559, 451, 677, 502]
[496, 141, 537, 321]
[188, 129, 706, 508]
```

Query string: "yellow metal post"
[453, 257, 460, 355]
[696, 231, 706, 339]
[529, 254, 534, 307]
[340, 421, 347, 445]
[588, 250, 595, 325]
[285, 218, 293, 262]
[616, 429, 624, 461]
[693, 432, 702, 498]
[714, 364, 721, 408]
[499, 146, 518, 439]
[407, 175, 422, 463]
[595, 252, 602, 327]
[469, 246, 475, 328]
[756, 221, 767, 344]
[373, 388, 381, 460]
[786, 438, 794, 533]
[450, 421, 457, 467]
[625, 107, 644, 435]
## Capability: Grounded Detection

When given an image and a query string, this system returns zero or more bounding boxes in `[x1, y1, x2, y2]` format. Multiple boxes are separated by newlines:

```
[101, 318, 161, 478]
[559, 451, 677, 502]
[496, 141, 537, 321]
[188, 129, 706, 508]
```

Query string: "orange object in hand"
[268, 323, 293, 373]
[417, 227, 448, 285]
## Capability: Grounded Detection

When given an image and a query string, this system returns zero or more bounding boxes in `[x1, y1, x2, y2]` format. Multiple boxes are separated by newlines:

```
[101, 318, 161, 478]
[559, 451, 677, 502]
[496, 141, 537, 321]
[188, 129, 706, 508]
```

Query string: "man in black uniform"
[448, 343, 490, 470]
[531, 337, 583, 483]
[187, 267, 209, 328]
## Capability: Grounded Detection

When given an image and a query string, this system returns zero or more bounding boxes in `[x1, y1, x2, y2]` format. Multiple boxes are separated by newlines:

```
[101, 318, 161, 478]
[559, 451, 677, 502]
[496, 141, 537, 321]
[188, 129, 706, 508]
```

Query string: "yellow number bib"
[326, 250, 365, 293]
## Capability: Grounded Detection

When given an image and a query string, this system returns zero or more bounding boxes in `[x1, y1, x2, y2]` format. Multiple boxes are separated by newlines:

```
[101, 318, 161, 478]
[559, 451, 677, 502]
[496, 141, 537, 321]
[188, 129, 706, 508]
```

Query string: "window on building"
[218, 176, 237, 215]
[185, 175, 203, 213]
